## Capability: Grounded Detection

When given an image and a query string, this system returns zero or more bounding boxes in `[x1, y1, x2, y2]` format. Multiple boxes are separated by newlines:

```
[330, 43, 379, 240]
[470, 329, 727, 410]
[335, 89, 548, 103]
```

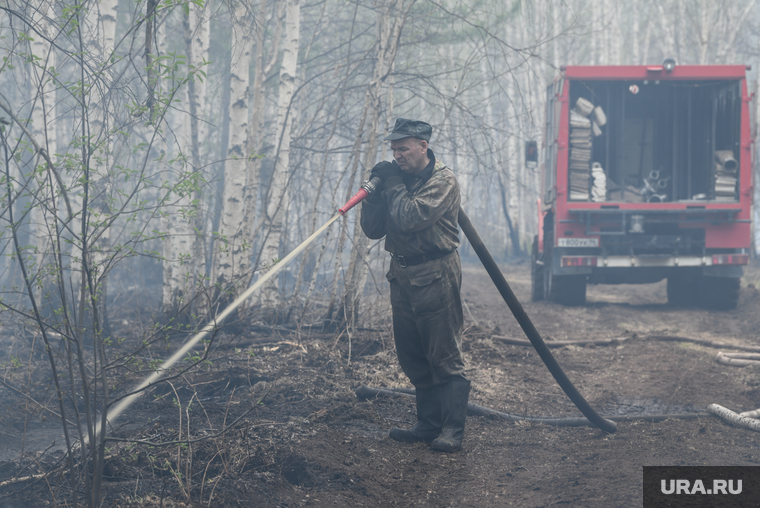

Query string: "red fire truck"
[532, 63, 754, 309]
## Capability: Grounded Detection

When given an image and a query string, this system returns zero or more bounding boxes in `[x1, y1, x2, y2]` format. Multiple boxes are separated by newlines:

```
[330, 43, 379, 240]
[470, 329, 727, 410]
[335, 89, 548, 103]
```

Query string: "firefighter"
[360, 118, 470, 452]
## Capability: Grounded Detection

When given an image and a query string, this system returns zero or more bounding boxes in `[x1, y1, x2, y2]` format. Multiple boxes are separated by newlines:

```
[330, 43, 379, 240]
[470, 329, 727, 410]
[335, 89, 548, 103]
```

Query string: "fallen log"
[0, 473, 49, 488]
[649, 335, 760, 352]
[707, 404, 760, 432]
[717, 352, 760, 360]
[491, 335, 627, 348]
[716, 351, 760, 367]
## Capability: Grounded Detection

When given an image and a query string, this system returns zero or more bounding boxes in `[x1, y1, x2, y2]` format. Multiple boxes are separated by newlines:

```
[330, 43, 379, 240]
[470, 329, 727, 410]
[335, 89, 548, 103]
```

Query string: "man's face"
[391, 137, 428, 175]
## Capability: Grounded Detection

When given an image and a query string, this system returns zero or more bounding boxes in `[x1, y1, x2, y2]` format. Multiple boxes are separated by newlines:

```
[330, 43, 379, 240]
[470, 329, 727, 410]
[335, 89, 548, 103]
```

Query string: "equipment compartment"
[567, 79, 741, 203]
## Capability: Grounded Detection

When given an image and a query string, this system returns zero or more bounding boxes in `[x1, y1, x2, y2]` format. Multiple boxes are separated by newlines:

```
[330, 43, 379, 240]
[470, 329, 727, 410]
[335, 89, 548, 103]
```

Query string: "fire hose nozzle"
[361, 177, 381, 195]
[339, 176, 382, 215]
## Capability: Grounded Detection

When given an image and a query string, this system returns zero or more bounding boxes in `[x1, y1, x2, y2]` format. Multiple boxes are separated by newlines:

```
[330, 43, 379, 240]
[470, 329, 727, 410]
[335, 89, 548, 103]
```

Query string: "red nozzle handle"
[339, 189, 368, 215]
[339, 177, 382, 215]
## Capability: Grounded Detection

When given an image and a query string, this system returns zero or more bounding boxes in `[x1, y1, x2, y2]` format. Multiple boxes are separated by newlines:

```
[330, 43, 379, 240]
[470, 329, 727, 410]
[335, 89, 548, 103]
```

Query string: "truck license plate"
[558, 237, 599, 248]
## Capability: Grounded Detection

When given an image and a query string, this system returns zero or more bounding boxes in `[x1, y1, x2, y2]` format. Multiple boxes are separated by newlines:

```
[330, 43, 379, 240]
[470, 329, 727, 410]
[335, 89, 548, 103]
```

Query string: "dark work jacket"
[360, 149, 460, 257]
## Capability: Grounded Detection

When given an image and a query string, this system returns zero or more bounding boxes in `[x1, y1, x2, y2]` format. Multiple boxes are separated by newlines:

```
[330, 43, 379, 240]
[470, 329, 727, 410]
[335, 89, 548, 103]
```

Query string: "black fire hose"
[457, 208, 617, 434]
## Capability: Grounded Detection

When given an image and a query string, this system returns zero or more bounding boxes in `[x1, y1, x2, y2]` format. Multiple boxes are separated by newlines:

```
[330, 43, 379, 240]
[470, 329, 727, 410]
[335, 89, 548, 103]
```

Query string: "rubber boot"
[389, 385, 441, 443]
[430, 378, 470, 452]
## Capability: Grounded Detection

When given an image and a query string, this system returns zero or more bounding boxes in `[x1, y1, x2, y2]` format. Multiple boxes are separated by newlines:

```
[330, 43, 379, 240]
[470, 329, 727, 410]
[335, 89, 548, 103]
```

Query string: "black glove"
[370, 161, 404, 191]
[369, 161, 398, 182]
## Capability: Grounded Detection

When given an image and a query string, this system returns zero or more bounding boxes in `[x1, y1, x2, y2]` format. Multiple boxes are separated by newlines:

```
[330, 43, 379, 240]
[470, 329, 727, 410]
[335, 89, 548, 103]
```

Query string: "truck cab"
[533, 64, 753, 309]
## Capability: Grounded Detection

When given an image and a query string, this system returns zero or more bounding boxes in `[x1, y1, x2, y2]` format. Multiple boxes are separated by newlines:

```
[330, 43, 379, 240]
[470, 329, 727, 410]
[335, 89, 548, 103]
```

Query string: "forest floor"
[1, 260, 760, 507]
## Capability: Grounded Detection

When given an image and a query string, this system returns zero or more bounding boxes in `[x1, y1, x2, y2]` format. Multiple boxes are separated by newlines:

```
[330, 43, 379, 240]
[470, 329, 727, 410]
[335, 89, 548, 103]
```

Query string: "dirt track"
[2, 261, 760, 507]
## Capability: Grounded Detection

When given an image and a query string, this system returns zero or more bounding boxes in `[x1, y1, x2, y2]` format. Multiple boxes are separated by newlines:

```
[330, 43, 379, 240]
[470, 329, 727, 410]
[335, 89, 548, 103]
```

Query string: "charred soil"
[2, 261, 760, 507]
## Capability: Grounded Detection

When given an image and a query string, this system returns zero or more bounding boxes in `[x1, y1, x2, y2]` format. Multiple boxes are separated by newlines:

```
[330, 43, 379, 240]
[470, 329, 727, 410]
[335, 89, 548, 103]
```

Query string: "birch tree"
[242, 0, 281, 294]
[211, 0, 254, 310]
[80, 0, 117, 340]
[161, 3, 211, 318]
[259, 0, 299, 315]
[336, 0, 411, 327]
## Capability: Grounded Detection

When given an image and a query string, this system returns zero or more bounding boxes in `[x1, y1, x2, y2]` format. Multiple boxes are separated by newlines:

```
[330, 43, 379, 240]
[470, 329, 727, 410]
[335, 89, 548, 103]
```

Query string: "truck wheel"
[553, 275, 587, 306]
[547, 269, 586, 306]
[531, 235, 544, 301]
[666, 271, 699, 306]
[699, 277, 740, 310]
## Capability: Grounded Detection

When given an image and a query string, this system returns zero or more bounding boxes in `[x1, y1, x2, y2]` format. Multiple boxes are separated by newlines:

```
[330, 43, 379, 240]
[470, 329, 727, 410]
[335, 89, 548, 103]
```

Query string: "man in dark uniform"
[360, 118, 470, 453]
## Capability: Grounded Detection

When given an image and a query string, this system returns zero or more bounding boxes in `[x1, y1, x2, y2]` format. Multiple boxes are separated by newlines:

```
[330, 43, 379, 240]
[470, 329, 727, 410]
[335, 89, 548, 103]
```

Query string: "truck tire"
[531, 235, 544, 301]
[699, 277, 740, 310]
[550, 274, 587, 306]
[545, 264, 586, 306]
[541, 226, 586, 306]
[666, 271, 700, 306]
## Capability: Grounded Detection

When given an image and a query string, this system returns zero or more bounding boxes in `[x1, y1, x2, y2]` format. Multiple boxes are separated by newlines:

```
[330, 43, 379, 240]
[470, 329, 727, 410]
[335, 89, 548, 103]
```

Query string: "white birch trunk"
[188, 2, 210, 298]
[259, 0, 299, 312]
[715, 0, 757, 63]
[591, 1, 599, 65]
[698, 0, 711, 64]
[188, 3, 210, 167]
[239, 0, 283, 302]
[81, 0, 117, 333]
[642, 8, 653, 64]
[609, 1, 621, 65]
[504, 21, 519, 254]
[507, 131, 519, 253]
[159, 13, 179, 315]
[85, 0, 117, 176]
[162, 5, 210, 316]
[242, 0, 282, 227]
[340, 0, 409, 325]
[211, 0, 253, 304]
[517, 68, 532, 248]
[157, 13, 184, 316]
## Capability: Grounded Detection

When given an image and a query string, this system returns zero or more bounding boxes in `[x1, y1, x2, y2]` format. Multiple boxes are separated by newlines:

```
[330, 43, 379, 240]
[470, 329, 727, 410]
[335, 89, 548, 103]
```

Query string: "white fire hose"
[98, 213, 342, 438]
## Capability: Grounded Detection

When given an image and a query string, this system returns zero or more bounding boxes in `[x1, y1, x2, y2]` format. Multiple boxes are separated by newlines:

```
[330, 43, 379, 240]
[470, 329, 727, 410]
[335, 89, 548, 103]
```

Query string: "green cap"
[384, 118, 432, 141]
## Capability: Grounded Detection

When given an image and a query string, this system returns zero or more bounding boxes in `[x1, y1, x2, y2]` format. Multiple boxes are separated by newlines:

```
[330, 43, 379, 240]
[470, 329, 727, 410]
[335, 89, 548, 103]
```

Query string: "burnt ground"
[1, 260, 760, 507]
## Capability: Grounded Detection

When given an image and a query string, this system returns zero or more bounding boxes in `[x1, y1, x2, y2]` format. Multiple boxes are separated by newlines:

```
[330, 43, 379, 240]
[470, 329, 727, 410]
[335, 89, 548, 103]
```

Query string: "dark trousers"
[387, 251, 465, 389]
